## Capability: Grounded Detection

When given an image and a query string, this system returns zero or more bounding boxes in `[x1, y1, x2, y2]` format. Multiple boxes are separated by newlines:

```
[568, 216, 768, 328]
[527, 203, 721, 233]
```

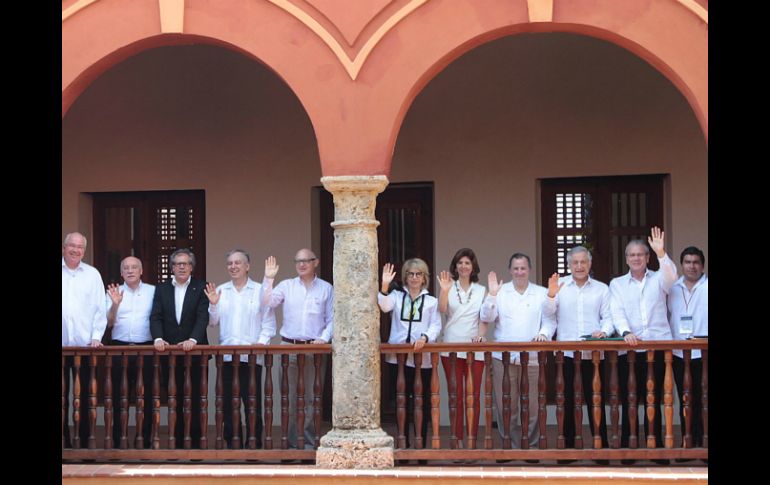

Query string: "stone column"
[316, 175, 393, 469]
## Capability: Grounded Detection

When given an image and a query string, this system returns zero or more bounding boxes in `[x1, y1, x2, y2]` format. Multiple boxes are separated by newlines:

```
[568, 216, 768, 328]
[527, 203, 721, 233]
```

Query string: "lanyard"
[680, 285, 697, 314]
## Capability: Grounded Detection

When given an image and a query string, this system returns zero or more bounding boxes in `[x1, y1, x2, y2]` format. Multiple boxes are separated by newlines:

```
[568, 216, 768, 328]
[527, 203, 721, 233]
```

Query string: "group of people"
[62, 225, 707, 458]
[62, 232, 332, 450]
[377, 227, 707, 462]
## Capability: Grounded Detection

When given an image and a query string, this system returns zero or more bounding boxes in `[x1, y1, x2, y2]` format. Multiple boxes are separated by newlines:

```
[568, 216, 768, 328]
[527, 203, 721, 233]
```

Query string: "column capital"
[321, 175, 389, 194]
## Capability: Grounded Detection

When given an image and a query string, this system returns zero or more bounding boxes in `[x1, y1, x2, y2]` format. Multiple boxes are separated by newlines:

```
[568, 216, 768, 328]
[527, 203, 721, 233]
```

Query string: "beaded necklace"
[455, 281, 473, 304]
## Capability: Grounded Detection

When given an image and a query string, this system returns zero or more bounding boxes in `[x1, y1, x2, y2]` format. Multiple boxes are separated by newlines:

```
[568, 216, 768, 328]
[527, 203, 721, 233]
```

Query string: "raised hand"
[107, 283, 123, 306]
[264, 256, 279, 279]
[487, 271, 502, 296]
[382, 263, 396, 287]
[437, 270, 453, 293]
[547, 272, 564, 298]
[204, 282, 220, 305]
[648, 226, 666, 258]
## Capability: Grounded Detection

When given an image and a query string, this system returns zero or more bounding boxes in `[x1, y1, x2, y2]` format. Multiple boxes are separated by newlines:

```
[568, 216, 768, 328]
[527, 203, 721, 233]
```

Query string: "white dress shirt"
[379, 288, 442, 368]
[439, 281, 486, 360]
[172, 277, 191, 325]
[62, 258, 107, 346]
[541, 275, 614, 359]
[209, 278, 276, 362]
[105, 281, 155, 343]
[667, 274, 708, 359]
[609, 254, 678, 343]
[263, 276, 334, 343]
[480, 281, 553, 366]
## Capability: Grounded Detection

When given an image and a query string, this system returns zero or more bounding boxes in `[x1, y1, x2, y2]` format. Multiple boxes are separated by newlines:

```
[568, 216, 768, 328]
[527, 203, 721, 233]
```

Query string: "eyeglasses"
[294, 258, 317, 264]
[172, 261, 191, 267]
[406, 271, 423, 278]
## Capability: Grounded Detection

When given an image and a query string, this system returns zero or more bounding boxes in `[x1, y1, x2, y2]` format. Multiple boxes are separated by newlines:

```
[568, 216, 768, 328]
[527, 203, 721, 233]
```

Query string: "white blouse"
[439, 281, 486, 360]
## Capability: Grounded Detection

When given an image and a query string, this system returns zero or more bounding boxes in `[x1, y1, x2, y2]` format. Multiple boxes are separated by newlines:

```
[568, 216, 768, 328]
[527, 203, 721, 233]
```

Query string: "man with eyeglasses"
[62, 232, 107, 448]
[150, 248, 210, 448]
[262, 248, 333, 449]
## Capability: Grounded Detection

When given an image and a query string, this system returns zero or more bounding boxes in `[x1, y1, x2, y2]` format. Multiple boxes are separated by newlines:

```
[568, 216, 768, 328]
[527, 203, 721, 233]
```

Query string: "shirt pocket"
[306, 297, 324, 315]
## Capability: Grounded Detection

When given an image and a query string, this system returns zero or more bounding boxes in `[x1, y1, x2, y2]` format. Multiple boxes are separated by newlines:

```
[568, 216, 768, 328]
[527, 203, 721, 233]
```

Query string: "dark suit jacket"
[150, 278, 209, 345]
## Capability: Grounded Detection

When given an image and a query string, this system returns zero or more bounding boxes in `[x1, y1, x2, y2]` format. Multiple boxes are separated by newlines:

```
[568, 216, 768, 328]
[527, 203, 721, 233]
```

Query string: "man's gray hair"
[169, 248, 196, 271]
[566, 246, 592, 264]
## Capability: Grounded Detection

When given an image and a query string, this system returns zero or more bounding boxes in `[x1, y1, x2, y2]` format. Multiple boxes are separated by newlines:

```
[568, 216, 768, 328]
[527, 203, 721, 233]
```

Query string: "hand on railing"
[154, 339, 169, 352]
[89, 339, 103, 348]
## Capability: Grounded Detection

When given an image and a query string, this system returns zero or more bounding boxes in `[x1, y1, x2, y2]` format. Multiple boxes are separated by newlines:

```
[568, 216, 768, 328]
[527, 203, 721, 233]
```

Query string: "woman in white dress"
[437, 248, 487, 448]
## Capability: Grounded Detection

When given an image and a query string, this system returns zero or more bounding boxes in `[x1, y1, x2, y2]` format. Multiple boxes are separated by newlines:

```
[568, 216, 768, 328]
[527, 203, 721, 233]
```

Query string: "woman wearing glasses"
[436, 248, 487, 449]
[379, 258, 442, 449]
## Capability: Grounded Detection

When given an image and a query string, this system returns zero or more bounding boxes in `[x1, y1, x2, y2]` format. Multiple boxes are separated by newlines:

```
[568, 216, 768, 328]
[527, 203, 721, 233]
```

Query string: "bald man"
[105, 256, 156, 448]
[263, 249, 333, 449]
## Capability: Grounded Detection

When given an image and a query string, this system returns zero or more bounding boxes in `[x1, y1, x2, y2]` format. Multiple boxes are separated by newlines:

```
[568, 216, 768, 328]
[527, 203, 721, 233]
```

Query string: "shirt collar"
[172, 277, 191, 289]
[674, 274, 707, 290]
[123, 281, 144, 293]
[61, 257, 83, 272]
[625, 268, 651, 283]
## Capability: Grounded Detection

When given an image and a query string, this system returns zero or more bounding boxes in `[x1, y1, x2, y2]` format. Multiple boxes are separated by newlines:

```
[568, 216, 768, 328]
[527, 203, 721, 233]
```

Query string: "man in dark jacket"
[150, 248, 209, 448]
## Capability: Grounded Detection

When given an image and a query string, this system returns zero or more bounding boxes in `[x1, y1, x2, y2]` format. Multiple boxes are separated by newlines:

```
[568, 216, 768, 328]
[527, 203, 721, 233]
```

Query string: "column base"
[316, 428, 394, 469]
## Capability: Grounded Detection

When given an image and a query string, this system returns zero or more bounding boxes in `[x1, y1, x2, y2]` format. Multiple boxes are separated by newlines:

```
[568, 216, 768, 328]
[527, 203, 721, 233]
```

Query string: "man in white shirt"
[667, 246, 707, 448]
[481, 253, 554, 451]
[262, 249, 333, 449]
[541, 246, 612, 458]
[62, 232, 106, 448]
[609, 227, 677, 456]
[205, 249, 276, 449]
[105, 256, 155, 448]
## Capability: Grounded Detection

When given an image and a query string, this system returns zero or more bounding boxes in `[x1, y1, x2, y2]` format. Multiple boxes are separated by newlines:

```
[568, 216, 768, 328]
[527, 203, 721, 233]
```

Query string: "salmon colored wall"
[63, 0, 707, 176]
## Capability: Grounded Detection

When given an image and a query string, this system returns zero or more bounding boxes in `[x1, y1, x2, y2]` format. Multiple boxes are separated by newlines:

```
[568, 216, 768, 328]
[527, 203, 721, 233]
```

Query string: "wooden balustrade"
[61, 340, 707, 464]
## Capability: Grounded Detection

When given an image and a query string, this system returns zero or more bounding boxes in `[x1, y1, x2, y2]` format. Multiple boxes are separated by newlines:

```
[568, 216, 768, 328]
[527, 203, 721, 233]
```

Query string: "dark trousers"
[222, 361, 263, 449]
[63, 356, 92, 448]
[673, 356, 704, 446]
[388, 363, 432, 448]
[618, 350, 666, 448]
[109, 340, 154, 448]
[563, 356, 609, 448]
[160, 355, 203, 448]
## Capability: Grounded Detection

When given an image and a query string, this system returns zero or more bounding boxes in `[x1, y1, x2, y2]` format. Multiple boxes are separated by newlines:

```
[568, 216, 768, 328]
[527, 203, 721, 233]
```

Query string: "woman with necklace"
[437, 248, 487, 449]
[379, 258, 442, 449]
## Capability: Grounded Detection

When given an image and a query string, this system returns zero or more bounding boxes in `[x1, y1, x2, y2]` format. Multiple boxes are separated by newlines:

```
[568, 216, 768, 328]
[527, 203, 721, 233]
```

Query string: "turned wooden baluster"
[591, 350, 603, 449]
[126, 355, 134, 449]
[314, 353, 322, 448]
[701, 349, 708, 448]
[448, 352, 457, 449]
[72, 356, 82, 449]
[627, 351, 638, 448]
[248, 354, 258, 449]
[608, 351, 620, 449]
[663, 350, 674, 448]
[168, 355, 177, 449]
[414, 352, 424, 449]
[199, 352, 209, 449]
[215, 354, 224, 449]
[280, 354, 289, 449]
[645, 350, 656, 449]
[519, 351, 530, 450]
[152, 354, 161, 449]
[573, 351, 583, 449]
[88, 354, 98, 449]
[466, 351, 476, 449]
[682, 349, 692, 448]
[183, 353, 193, 449]
[61, 356, 66, 449]
[555, 351, 565, 449]
[232, 358, 242, 449]
[431, 353, 441, 449]
[501, 351, 511, 449]
[264, 354, 274, 450]
[484, 352, 494, 449]
[104, 354, 113, 449]
[538, 351, 547, 449]
[296, 353, 306, 450]
[396, 353, 407, 448]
